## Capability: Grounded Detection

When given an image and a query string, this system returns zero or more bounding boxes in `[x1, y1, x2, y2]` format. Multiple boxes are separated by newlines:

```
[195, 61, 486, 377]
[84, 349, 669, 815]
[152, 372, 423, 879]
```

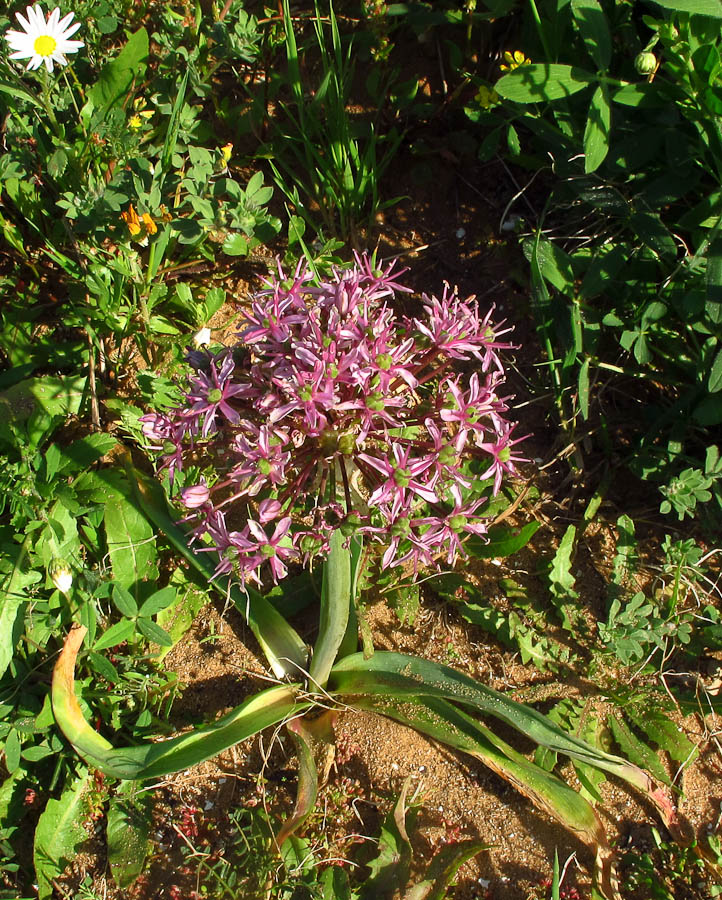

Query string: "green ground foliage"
[0, 1, 721, 899]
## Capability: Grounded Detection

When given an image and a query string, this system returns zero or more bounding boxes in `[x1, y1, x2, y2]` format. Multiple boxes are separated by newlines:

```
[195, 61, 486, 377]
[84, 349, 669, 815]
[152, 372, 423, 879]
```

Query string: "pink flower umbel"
[142, 254, 526, 585]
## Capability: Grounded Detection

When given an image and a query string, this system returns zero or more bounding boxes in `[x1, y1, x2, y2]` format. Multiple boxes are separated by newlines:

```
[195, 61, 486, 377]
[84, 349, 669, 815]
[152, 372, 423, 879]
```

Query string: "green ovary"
[393, 468, 411, 488]
[207, 388, 223, 403]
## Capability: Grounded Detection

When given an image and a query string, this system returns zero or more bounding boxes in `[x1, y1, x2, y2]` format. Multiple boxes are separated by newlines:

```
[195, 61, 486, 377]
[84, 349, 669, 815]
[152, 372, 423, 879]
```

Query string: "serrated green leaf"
[360, 781, 414, 897]
[155, 570, 209, 661]
[548, 525, 579, 630]
[33, 771, 91, 900]
[626, 708, 697, 765]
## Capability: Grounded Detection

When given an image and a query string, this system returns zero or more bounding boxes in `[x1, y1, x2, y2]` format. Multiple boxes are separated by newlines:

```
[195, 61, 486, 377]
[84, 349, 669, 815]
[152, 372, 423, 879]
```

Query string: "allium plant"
[140, 253, 524, 587]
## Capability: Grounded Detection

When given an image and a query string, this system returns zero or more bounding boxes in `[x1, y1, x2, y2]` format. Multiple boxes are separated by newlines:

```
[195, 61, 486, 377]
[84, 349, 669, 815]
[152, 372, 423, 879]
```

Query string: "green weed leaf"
[496, 64, 596, 103]
[33, 770, 92, 900]
[571, 0, 612, 70]
[647, 0, 722, 18]
[104, 496, 157, 596]
[107, 784, 152, 889]
[583, 84, 611, 173]
[89, 28, 149, 112]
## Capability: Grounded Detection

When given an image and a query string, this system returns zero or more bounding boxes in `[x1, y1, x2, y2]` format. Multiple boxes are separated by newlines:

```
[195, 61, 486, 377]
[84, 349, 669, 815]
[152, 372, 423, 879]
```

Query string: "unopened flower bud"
[180, 483, 210, 508]
[635, 52, 657, 75]
[49, 559, 73, 594]
[258, 498, 281, 524]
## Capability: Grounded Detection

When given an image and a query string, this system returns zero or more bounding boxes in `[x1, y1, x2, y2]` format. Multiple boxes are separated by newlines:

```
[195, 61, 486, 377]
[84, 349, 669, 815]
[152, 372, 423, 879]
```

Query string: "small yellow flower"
[128, 98, 154, 130]
[474, 85, 500, 109]
[140, 212, 157, 235]
[121, 203, 141, 236]
[500, 50, 531, 72]
[220, 143, 233, 164]
[121, 204, 157, 239]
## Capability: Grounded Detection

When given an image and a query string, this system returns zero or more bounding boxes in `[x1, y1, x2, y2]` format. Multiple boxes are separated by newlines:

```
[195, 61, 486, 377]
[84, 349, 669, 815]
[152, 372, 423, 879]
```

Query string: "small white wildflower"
[193, 326, 212, 347]
[5, 5, 84, 73]
[49, 559, 72, 594]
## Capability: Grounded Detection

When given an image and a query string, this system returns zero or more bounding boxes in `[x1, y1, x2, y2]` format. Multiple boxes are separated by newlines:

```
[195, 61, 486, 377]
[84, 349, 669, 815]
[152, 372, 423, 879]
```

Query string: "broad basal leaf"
[33, 770, 92, 900]
[107, 783, 152, 888]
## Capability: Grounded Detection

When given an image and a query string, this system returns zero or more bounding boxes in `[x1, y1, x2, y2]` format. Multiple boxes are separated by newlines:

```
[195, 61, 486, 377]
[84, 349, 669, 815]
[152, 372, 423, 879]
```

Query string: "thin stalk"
[526, 0, 552, 61]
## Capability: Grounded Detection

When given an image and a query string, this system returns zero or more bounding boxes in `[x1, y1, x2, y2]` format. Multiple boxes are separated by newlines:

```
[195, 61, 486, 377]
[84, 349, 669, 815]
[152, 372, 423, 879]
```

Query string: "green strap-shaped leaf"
[329, 651, 676, 830]
[52, 626, 306, 780]
[275, 716, 325, 847]
[355, 694, 618, 900]
[309, 529, 352, 688]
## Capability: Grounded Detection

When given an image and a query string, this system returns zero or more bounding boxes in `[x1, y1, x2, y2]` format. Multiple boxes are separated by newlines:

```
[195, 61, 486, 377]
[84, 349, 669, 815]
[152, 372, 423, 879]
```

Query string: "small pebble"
[204, 800, 214, 811]
[456, 227, 466, 239]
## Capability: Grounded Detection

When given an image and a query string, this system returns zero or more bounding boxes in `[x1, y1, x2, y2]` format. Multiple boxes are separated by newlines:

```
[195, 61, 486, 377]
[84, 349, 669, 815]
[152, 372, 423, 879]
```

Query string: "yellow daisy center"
[34, 35, 57, 57]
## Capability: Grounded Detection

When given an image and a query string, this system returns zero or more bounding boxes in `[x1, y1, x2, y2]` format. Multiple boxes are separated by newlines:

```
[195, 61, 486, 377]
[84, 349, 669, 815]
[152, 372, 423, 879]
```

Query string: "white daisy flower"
[5, 5, 84, 73]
